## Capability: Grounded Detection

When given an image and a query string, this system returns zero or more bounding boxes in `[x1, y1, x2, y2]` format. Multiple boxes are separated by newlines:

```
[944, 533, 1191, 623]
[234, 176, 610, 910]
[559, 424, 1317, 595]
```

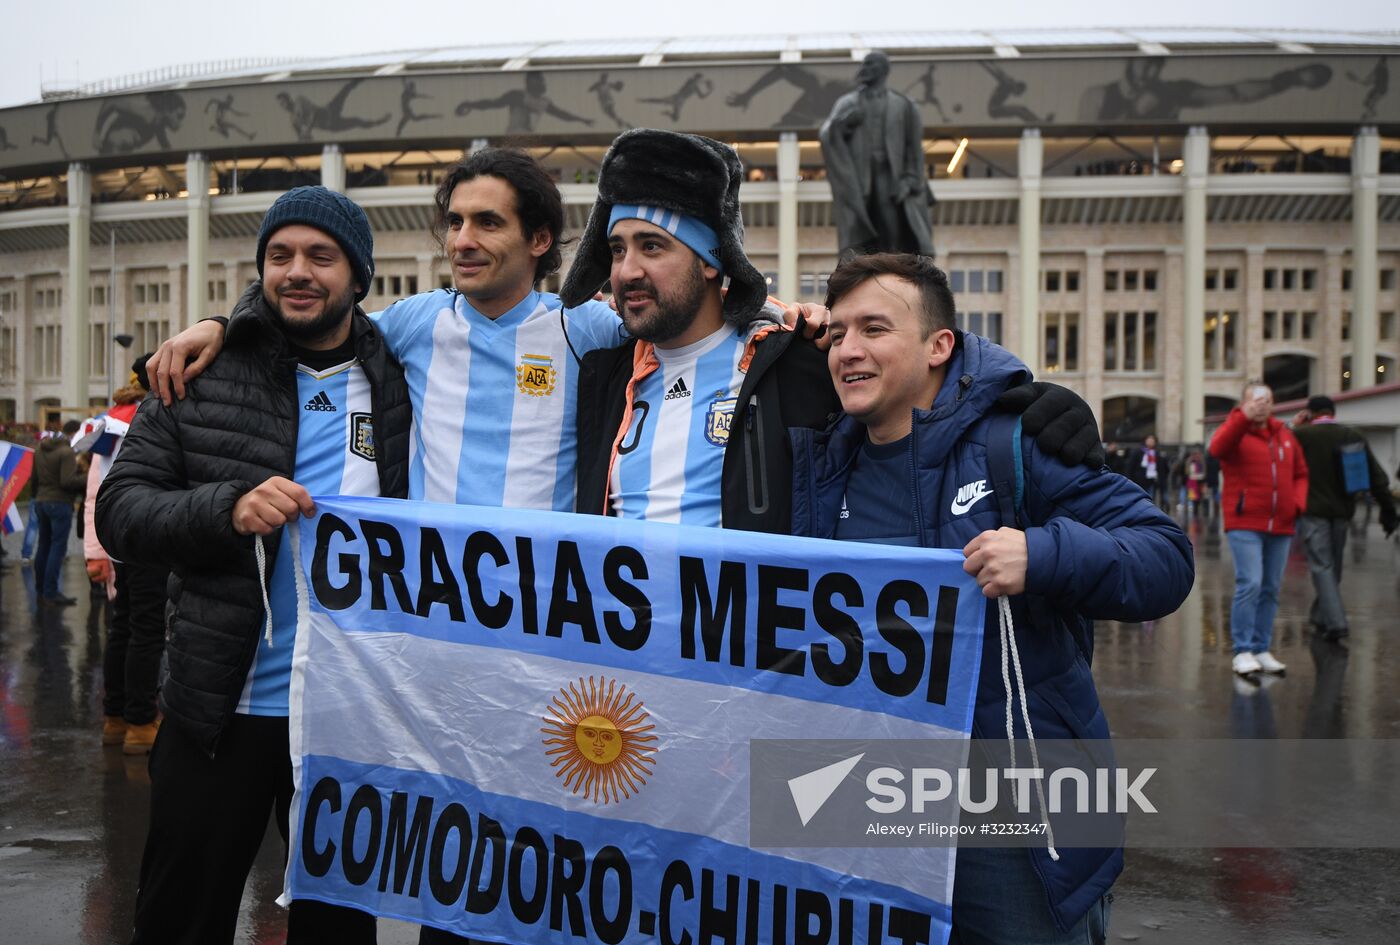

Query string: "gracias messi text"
[308, 512, 967, 708]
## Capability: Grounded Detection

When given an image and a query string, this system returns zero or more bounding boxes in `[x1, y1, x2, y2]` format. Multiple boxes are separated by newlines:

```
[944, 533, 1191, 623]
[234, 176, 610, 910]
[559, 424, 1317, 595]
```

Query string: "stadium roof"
[41, 27, 1400, 102]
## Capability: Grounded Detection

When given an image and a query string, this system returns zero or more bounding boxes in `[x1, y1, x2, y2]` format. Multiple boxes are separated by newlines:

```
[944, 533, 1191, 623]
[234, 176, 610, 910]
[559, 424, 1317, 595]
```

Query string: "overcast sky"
[2, 0, 1395, 108]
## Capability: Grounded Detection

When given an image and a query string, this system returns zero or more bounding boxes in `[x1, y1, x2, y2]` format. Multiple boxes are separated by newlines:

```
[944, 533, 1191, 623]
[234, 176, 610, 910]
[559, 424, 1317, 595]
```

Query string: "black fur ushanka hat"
[560, 129, 769, 327]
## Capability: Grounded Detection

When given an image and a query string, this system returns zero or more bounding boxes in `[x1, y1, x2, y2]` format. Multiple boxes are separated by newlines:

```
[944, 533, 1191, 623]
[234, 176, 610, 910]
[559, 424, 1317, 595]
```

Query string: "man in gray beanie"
[96, 185, 412, 944]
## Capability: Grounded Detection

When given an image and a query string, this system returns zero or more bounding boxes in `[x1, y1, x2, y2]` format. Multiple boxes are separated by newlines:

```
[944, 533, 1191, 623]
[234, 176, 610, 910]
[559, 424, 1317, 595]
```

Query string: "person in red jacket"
[1208, 381, 1308, 677]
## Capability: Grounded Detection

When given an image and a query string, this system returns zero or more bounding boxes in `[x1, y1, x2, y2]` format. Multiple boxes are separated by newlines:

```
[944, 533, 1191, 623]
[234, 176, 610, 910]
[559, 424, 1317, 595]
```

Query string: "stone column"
[64, 162, 92, 413]
[1180, 127, 1209, 443]
[321, 144, 346, 193]
[1017, 130, 1043, 372]
[15, 275, 30, 421]
[1351, 126, 1380, 388]
[1242, 246, 1266, 384]
[1083, 249, 1105, 419]
[1004, 250, 1022, 355]
[1162, 249, 1185, 441]
[417, 254, 437, 300]
[186, 152, 210, 327]
[777, 132, 800, 302]
[1320, 248, 1344, 393]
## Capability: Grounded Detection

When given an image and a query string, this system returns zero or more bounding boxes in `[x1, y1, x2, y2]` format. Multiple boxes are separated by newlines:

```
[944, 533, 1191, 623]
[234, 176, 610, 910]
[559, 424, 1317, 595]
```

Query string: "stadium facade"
[1, 27, 1398, 444]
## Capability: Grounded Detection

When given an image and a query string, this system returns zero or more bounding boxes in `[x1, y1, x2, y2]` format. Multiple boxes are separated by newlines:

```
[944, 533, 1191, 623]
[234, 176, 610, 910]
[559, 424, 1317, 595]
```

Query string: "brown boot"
[123, 720, 161, 756]
[102, 716, 127, 746]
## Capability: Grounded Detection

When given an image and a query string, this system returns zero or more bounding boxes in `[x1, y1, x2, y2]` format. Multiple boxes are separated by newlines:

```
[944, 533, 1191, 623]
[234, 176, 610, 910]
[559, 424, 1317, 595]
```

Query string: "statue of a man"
[820, 51, 935, 257]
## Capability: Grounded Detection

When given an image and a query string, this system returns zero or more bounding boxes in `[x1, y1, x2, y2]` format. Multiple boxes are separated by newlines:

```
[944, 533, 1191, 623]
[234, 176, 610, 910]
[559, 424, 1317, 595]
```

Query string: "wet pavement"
[1, 512, 1397, 944]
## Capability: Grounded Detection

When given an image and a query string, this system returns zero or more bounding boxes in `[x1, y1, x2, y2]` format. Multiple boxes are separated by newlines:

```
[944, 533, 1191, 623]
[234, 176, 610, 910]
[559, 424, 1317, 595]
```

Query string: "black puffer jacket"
[96, 285, 410, 755]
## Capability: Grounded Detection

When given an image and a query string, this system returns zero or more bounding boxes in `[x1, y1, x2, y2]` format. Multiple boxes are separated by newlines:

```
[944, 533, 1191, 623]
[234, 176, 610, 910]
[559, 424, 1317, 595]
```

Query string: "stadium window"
[1205, 269, 1218, 291]
[987, 270, 1004, 293]
[969, 270, 984, 294]
[1263, 311, 1277, 340]
[1124, 270, 1139, 292]
[950, 270, 965, 294]
[1104, 270, 1119, 292]
[1143, 269, 1158, 291]
[1381, 311, 1397, 340]
[1264, 269, 1277, 290]
[1123, 312, 1138, 370]
[1302, 312, 1317, 340]
[90, 324, 108, 376]
[1205, 311, 1237, 370]
[1223, 269, 1238, 291]
[800, 272, 817, 297]
[1342, 310, 1351, 341]
[439, 276, 452, 290]
[985, 312, 1002, 344]
[391, 276, 403, 297]
[1103, 312, 1118, 371]
[135, 284, 146, 304]
[1282, 310, 1296, 339]
[1301, 269, 1317, 291]
[161, 283, 171, 303]
[1043, 312, 1080, 372]
[1383, 269, 1397, 291]
[1065, 271, 1080, 292]
[1142, 312, 1158, 370]
[1044, 271, 1061, 293]
[960, 311, 983, 336]
[374, 276, 386, 296]
[407, 276, 419, 296]
[1282, 269, 1296, 291]
[1342, 269, 1352, 291]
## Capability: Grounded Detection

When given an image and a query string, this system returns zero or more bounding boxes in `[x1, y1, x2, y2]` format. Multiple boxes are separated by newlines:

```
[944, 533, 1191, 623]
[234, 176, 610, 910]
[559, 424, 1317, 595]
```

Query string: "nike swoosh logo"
[950, 487, 992, 515]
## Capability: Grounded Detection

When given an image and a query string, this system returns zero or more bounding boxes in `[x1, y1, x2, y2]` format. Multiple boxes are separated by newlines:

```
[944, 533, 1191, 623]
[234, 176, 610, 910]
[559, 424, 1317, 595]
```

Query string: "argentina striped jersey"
[371, 290, 624, 510]
[239, 359, 381, 716]
[609, 324, 748, 525]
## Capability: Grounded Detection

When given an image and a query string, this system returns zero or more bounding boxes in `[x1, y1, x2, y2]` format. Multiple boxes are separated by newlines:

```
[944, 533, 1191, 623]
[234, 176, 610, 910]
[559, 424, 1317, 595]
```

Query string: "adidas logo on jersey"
[664, 377, 691, 400]
[304, 391, 337, 412]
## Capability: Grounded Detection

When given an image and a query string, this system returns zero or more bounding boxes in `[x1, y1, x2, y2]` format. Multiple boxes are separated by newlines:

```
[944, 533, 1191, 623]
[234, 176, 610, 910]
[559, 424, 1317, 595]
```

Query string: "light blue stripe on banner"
[299, 497, 985, 733]
[289, 754, 952, 945]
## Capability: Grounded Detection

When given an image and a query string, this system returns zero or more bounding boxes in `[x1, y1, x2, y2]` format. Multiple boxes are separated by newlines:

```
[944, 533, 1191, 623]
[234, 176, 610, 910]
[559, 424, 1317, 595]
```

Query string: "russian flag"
[0, 442, 34, 536]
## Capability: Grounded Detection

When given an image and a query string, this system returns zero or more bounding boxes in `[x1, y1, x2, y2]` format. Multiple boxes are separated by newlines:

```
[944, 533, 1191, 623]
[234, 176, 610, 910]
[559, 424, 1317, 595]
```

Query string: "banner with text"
[283, 496, 986, 944]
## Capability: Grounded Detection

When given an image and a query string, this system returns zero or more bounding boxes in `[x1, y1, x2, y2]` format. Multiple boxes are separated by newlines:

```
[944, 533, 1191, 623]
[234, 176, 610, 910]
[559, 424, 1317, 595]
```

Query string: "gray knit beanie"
[256, 186, 375, 301]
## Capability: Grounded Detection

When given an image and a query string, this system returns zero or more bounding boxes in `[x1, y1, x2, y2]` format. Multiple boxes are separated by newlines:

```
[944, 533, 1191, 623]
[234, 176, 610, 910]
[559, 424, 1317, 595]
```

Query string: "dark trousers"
[103, 561, 168, 725]
[33, 500, 74, 598]
[1298, 515, 1349, 633]
[131, 714, 377, 945]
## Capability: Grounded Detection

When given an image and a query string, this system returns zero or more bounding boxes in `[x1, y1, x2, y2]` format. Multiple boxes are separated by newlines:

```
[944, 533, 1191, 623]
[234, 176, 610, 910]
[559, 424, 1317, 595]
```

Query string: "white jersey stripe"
[419, 307, 473, 503]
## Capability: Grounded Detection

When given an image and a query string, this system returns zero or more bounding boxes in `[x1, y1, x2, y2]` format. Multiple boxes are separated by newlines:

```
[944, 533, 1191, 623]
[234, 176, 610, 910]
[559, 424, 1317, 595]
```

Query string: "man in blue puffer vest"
[789, 253, 1194, 944]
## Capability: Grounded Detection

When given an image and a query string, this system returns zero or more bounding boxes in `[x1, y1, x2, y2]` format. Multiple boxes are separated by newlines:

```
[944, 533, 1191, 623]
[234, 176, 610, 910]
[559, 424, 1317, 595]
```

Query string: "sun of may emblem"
[541, 676, 658, 805]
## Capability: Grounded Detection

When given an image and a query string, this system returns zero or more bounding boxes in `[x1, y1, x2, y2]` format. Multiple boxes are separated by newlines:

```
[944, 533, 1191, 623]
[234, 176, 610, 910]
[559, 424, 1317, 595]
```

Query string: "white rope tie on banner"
[255, 534, 274, 647]
[998, 595, 1059, 861]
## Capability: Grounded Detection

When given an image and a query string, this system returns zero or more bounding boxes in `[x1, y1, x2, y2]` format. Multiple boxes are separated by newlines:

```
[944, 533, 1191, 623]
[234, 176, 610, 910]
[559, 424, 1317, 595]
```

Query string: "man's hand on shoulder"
[996, 381, 1106, 468]
[774, 300, 831, 348]
[962, 528, 1028, 598]
[232, 477, 316, 537]
[150, 318, 227, 406]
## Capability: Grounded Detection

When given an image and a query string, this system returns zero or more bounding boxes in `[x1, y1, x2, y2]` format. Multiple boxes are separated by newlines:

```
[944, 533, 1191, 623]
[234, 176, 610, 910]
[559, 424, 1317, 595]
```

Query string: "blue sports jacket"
[790, 332, 1195, 931]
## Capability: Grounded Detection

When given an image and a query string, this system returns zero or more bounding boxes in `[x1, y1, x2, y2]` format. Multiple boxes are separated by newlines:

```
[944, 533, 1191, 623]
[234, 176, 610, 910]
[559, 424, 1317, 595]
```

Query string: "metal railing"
[40, 57, 308, 100]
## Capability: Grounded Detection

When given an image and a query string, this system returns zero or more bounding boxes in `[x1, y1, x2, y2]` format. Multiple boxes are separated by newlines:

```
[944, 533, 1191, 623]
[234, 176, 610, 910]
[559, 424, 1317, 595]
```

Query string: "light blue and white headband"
[608, 204, 724, 273]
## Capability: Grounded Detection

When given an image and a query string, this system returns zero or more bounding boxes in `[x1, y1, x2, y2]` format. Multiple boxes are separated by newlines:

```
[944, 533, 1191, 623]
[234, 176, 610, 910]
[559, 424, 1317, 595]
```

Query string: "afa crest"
[516, 353, 557, 397]
[349, 412, 375, 461]
[705, 396, 737, 447]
